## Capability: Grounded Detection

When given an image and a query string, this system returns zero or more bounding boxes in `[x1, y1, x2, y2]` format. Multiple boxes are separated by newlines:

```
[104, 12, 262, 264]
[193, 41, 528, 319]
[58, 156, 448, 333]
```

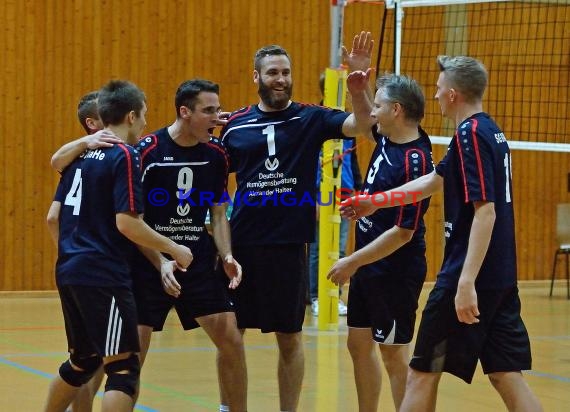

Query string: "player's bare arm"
[328, 225, 413, 286]
[46, 201, 61, 246]
[137, 244, 183, 298]
[340, 170, 442, 220]
[343, 69, 376, 139]
[341, 31, 376, 138]
[116, 211, 193, 269]
[210, 203, 242, 289]
[455, 201, 495, 324]
[51, 130, 122, 172]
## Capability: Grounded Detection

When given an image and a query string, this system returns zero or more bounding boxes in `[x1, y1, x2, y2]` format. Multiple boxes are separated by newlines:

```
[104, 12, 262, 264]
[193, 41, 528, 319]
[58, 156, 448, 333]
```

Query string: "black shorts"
[347, 263, 425, 344]
[58, 284, 140, 357]
[134, 264, 235, 331]
[410, 286, 532, 383]
[230, 244, 307, 333]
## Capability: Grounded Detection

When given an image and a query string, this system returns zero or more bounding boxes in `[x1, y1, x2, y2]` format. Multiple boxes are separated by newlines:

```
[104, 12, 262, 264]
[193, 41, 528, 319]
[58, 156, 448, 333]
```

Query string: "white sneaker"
[338, 300, 348, 316]
[311, 299, 319, 316]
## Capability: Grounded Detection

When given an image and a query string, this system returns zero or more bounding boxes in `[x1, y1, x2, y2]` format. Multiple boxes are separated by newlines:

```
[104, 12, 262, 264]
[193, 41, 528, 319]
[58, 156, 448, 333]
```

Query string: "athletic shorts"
[410, 286, 532, 383]
[58, 284, 140, 357]
[229, 244, 307, 333]
[134, 264, 235, 331]
[347, 262, 425, 344]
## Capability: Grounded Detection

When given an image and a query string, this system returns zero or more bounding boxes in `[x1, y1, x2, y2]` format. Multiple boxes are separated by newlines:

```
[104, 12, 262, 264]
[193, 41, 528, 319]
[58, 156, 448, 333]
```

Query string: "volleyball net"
[348, 0, 570, 152]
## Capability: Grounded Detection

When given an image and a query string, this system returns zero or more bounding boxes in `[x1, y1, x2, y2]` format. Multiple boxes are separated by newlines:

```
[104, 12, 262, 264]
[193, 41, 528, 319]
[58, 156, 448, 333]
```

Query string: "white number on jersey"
[64, 168, 83, 215]
[175, 167, 194, 216]
[262, 125, 276, 156]
[504, 152, 512, 203]
[176, 167, 194, 198]
[366, 154, 384, 184]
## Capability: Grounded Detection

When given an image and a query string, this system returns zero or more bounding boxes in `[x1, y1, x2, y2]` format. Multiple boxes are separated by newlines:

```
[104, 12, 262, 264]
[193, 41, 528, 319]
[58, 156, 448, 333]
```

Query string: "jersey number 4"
[64, 168, 83, 215]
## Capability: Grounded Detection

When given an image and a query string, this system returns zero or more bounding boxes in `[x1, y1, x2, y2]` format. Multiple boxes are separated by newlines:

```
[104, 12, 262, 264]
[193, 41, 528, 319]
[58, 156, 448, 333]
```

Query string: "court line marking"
[4, 340, 570, 387]
[0, 356, 157, 412]
[524, 370, 570, 383]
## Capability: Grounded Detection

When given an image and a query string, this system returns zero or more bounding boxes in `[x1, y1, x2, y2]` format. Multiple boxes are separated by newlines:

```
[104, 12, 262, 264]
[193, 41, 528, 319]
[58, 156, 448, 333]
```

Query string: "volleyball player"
[219, 31, 375, 411]
[342, 56, 543, 412]
[50, 79, 247, 412]
[132, 79, 247, 412]
[44, 80, 192, 412]
[327, 72, 433, 411]
[47, 91, 109, 412]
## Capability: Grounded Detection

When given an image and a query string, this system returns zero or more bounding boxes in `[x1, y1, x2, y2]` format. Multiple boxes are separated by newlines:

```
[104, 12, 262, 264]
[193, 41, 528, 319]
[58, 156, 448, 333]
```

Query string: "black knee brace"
[104, 354, 140, 397]
[59, 354, 102, 387]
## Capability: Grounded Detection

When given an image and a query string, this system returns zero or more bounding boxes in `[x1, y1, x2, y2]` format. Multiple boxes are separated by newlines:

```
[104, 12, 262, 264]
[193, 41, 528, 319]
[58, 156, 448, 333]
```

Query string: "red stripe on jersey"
[298, 103, 319, 108]
[118, 144, 136, 212]
[397, 149, 426, 229]
[139, 134, 158, 165]
[396, 151, 411, 226]
[228, 106, 252, 122]
[414, 149, 428, 229]
[455, 131, 470, 203]
[470, 119, 487, 200]
[207, 142, 230, 191]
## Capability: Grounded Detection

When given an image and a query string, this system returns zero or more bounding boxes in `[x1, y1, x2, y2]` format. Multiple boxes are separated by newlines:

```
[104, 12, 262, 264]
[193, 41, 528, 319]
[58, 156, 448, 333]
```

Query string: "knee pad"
[59, 355, 102, 387]
[103, 354, 140, 397]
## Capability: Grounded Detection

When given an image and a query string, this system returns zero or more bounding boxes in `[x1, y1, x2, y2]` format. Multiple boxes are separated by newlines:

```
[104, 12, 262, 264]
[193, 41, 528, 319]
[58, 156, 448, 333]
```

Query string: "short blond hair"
[437, 55, 488, 102]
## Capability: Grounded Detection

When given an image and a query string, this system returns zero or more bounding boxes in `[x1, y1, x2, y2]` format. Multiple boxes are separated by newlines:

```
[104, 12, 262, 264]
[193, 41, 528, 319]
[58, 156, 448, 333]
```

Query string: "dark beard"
[258, 82, 293, 110]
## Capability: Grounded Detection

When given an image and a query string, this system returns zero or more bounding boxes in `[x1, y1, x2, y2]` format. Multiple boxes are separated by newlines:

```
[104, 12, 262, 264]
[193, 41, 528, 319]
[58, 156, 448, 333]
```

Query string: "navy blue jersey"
[435, 112, 517, 290]
[56, 144, 143, 287]
[133, 128, 228, 276]
[221, 103, 350, 245]
[53, 158, 83, 242]
[355, 126, 433, 276]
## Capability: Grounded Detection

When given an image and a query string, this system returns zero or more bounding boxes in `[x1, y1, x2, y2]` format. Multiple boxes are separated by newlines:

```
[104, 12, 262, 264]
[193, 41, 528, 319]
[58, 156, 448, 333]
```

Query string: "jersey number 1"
[64, 168, 83, 215]
[504, 153, 512, 203]
[262, 125, 276, 157]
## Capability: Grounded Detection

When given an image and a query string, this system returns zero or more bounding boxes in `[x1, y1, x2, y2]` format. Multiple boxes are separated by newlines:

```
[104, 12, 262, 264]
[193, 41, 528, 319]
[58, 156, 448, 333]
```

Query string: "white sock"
[219, 405, 230, 412]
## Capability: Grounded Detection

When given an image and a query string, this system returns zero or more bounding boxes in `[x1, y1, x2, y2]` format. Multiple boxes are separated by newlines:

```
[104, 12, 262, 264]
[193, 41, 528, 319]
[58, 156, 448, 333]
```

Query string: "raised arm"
[343, 31, 373, 73]
[341, 31, 377, 138]
[342, 69, 376, 139]
[343, 31, 375, 99]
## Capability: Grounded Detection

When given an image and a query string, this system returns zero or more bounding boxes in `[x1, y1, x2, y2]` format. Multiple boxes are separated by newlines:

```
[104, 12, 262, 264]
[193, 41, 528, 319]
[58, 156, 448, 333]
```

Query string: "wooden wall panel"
[0, 0, 567, 290]
[2, 0, 17, 289]
[0, 1, 6, 287]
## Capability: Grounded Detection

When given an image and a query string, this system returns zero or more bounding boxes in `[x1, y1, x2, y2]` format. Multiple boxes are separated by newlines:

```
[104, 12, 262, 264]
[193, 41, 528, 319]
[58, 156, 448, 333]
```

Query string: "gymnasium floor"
[1, 283, 568, 411]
